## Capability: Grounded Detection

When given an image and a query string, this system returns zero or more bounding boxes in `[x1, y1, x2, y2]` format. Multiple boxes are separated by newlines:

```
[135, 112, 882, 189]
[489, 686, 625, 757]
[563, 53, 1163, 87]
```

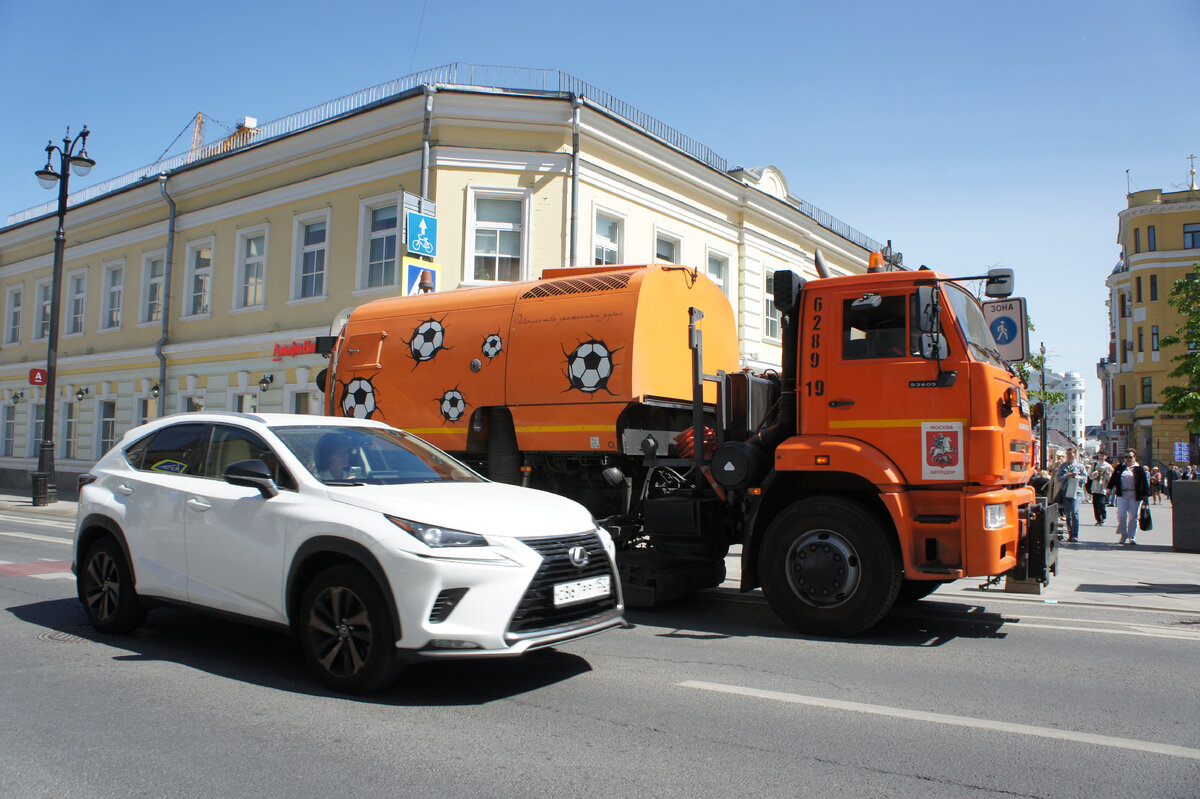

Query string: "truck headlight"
[387, 515, 487, 547]
[984, 503, 1008, 530]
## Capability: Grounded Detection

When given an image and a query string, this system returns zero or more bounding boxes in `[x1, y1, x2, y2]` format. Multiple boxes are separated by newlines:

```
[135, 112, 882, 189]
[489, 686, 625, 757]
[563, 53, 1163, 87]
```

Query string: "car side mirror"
[224, 459, 279, 499]
[985, 268, 1014, 298]
[920, 333, 949, 360]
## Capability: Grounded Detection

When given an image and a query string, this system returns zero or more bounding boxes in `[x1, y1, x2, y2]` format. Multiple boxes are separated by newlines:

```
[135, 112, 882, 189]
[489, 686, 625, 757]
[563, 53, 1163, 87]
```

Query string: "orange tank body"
[328, 265, 740, 455]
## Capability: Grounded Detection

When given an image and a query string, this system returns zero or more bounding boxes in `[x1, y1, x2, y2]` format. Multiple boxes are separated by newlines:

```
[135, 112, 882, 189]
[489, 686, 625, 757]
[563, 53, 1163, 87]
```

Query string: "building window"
[1185, 224, 1200, 249]
[707, 252, 730, 291]
[98, 401, 117, 454]
[4, 287, 21, 345]
[1120, 292, 1130, 318]
[292, 391, 311, 415]
[136, 398, 153, 427]
[1149, 274, 1158, 301]
[362, 202, 399, 290]
[293, 214, 329, 299]
[1, 405, 13, 457]
[185, 241, 213, 316]
[595, 214, 622, 265]
[30, 403, 44, 458]
[35, 281, 51, 340]
[66, 272, 87, 335]
[1138, 326, 1143, 352]
[63, 402, 77, 460]
[142, 254, 165, 323]
[471, 193, 523, 282]
[655, 233, 680, 263]
[1152, 325, 1159, 352]
[233, 393, 258, 413]
[236, 229, 267, 309]
[1133, 228, 1140, 254]
[763, 270, 781, 341]
[185, 396, 204, 413]
[1147, 225, 1156, 252]
[1119, 385, 1126, 410]
[1135, 277, 1142, 303]
[101, 263, 123, 330]
[1141, 377, 1153, 405]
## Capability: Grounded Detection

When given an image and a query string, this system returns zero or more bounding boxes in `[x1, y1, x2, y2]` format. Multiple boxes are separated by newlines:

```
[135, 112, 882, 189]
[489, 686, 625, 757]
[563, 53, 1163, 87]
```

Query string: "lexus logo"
[568, 545, 590, 568]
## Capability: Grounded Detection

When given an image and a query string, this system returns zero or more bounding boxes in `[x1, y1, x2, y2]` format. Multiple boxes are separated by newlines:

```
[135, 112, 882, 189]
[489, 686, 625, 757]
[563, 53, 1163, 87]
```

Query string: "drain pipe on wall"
[419, 85, 436, 204]
[156, 174, 176, 417]
[569, 95, 582, 267]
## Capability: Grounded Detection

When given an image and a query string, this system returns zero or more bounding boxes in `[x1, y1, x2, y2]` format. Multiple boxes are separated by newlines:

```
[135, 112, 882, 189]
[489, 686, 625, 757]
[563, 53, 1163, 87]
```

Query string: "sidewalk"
[3, 490, 1198, 615]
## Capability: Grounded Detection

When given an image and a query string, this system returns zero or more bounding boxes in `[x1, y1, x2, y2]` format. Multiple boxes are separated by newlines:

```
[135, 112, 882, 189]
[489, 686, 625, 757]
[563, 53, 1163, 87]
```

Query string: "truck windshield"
[271, 425, 484, 485]
[943, 284, 1008, 369]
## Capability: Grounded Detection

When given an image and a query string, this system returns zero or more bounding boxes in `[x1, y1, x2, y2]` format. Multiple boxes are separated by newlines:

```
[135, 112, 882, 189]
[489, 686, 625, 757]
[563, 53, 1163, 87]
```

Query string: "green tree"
[1013, 316, 1066, 405]
[1156, 263, 1200, 431]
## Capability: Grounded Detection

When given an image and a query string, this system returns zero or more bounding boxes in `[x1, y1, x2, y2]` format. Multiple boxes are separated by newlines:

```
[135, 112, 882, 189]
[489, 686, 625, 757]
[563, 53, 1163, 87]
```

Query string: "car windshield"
[943, 283, 1008, 369]
[270, 425, 483, 486]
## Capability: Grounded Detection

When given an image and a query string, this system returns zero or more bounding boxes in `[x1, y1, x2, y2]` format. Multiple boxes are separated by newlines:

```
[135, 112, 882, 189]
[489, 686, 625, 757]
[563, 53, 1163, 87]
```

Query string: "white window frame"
[1, 404, 14, 457]
[4, 285, 22, 345]
[594, 208, 624, 266]
[706, 248, 732, 296]
[140, 250, 166, 326]
[291, 210, 330, 303]
[464, 187, 530, 285]
[65, 269, 88, 337]
[763, 268, 782, 343]
[63, 400, 78, 460]
[96, 399, 118, 456]
[34, 280, 51, 341]
[356, 194, 401, 294]
[654, 229, 682, 264]
[231, 391, 259, 413]
[233, 225, 269, 311]
[29, 402, 45, 458]
[183, 239, 215, 319]
[100, 260, 124, 331]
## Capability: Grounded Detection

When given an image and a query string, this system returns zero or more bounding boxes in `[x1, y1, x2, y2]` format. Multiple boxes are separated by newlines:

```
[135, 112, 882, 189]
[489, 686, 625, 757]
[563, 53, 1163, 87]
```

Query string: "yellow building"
[1104, 176, 1200, 465]
[0, 64, 884, 494]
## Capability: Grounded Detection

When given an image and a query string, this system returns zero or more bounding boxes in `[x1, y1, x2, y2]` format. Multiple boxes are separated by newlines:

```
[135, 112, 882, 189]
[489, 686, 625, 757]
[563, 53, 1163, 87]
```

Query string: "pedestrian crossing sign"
[981, 297, 1029, 363]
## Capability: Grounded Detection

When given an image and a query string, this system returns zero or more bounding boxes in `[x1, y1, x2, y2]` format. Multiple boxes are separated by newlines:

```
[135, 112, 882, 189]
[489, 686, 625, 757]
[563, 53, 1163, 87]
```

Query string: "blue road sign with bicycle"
[406, 212, 437, 257]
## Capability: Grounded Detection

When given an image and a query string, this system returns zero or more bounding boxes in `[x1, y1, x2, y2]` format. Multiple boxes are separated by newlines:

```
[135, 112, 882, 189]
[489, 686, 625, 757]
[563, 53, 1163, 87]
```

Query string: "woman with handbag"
[1107, 450, 1150, 545]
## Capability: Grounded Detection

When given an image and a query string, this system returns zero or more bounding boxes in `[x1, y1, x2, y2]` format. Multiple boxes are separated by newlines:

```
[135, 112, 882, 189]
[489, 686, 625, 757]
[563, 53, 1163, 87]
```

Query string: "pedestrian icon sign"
[981, 297, 1029, 363]
[406, 212, 437, 257]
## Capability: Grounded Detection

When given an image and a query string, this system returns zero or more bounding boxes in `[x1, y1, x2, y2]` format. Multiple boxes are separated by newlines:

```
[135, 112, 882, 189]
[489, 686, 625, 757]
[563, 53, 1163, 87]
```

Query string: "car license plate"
[553, 575, 611, 606]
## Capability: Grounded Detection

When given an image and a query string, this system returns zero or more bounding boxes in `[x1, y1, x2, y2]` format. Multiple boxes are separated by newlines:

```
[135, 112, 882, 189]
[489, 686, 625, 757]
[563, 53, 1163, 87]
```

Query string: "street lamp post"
[32, 126, 95, 506]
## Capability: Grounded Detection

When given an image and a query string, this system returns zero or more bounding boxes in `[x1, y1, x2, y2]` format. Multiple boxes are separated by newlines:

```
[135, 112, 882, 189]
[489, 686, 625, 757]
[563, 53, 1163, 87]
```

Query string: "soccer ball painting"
[481, 333, 503, 360]
[409, 319, 445, 362]
[565, 339, 617, 394]
[439, 389, 467, 422]
[342, 378, 376, 419]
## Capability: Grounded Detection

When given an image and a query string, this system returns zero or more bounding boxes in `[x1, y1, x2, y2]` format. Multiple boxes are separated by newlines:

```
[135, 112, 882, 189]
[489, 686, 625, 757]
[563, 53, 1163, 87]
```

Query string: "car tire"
[78, 536, 146, 634]
[298, 564, 403, 694]
[758, 497, 901, 637]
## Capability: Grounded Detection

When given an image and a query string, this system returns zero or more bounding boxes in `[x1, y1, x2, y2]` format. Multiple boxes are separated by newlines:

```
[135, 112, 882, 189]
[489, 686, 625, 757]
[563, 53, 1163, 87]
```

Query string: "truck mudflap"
[1012, 501, 1057, 584]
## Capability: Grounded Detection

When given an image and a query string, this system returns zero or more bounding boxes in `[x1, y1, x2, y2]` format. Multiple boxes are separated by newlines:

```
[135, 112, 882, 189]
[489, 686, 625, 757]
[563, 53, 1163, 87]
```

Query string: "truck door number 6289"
[806, 296, 823, 395]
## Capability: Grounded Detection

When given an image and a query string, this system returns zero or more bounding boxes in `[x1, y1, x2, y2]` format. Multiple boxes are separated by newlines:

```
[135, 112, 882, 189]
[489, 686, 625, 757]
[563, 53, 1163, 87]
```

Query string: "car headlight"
[983, 503, 1008, 530]
[387, 515, 487, 547]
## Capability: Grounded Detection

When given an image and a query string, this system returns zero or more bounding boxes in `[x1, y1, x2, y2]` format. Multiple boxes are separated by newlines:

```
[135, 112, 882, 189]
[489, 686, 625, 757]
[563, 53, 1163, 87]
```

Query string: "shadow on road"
[7, 596, 593, 705]
[627, 591, 1010, 647]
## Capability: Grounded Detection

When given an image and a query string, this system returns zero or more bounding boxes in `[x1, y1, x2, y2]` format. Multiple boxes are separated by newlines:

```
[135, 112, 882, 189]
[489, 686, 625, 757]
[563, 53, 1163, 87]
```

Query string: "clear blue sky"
[3, 0, 1197, 424]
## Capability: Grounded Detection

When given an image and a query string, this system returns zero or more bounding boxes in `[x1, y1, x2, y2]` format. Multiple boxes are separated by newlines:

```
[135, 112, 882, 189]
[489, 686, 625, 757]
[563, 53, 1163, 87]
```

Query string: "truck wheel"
[895, 579, 948, 603]
[298, 565, 403, 694]
[758, 497, 901, 636]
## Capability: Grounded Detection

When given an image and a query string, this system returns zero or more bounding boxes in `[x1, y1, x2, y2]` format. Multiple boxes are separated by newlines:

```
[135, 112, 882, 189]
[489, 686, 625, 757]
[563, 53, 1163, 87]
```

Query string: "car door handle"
[186, 498, 212, 512]
[117, 484, 134, 496]
[828, 400, 855, 408]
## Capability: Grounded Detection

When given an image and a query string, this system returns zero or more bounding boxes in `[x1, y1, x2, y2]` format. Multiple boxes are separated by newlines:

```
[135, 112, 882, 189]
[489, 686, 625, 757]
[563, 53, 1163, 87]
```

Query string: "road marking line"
[680, 680, 1200, 761]
[0, 560, 72, 577]
[33, 573, 74, 581]
[1008, 621, 1200, 641]
[0, 513, 73, 529]
[0, 531, 72, 545]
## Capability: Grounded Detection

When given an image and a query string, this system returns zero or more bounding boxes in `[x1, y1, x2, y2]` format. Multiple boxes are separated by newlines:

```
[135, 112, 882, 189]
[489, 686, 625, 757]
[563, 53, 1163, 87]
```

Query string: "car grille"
[507, 531, 616, 634]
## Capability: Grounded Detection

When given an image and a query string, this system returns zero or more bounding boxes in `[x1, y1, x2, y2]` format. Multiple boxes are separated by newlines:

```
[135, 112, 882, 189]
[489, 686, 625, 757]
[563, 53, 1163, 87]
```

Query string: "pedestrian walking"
[1088, 454, 1113, 524]
[1107, 450, 1150, 545]
[1052, 448, 1087, 542]
[1150, 467, 1163, 505]
[1168, 464, 1181, 504]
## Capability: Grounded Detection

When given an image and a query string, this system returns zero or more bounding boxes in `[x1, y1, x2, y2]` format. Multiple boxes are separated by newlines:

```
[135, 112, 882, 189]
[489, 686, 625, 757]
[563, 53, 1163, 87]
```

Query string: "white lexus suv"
[74, 412, 624, 693]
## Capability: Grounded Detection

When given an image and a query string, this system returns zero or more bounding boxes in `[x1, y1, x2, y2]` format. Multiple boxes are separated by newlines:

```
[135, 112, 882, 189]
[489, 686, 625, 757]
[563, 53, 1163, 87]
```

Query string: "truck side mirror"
[985, 268, 1014, 298]
[773, 271, 805, 315]
[920, 333, 948, 360]
[915, 286, 939, 332]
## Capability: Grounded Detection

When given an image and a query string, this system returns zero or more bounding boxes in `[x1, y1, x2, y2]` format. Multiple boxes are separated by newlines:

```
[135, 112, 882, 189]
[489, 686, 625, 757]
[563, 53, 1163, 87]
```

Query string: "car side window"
[123, 432, 155, 470]
[206, 424, 295, 491]
[842, 294, 909, 360]
[139, 423, 210, 475]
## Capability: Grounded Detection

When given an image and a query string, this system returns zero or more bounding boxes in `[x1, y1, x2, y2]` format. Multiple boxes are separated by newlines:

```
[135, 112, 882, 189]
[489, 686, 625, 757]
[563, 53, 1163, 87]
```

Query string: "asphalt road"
[2, 512, 1198, 798]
